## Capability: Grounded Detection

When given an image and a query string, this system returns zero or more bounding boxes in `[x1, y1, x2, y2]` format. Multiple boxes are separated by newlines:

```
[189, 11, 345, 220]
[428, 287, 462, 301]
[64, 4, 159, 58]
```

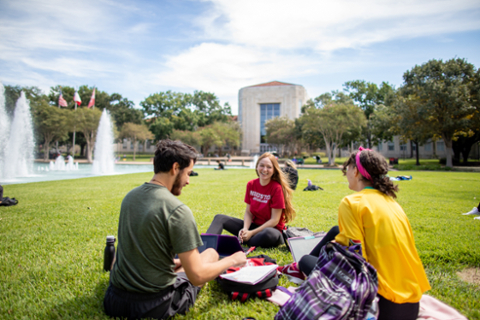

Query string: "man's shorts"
[104, 272, 201, 320]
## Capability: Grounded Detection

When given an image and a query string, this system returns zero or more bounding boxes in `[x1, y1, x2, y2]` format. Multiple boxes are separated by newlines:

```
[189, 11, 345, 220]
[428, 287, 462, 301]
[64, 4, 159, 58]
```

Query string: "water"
[1, 163, 251, 185]
[92, 109, 115, 174]
[0, 83, 10, 180]
[2, 91, 35, 179]
[250, 155, 259, 169]
[49, 155, 79, 171]
[1, 162, 153, 185]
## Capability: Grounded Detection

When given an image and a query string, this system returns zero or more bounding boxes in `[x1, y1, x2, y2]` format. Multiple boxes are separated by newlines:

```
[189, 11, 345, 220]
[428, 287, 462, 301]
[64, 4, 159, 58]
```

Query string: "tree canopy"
[301, 95, 366, 165]
[399, 58, 478, 167]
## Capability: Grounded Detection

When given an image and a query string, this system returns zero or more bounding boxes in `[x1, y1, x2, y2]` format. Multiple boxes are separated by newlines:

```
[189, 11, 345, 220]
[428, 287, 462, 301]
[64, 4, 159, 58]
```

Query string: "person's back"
[336, 189, 429, 303]
[104, 140, 246, 320]
[111, 183, 201, 293]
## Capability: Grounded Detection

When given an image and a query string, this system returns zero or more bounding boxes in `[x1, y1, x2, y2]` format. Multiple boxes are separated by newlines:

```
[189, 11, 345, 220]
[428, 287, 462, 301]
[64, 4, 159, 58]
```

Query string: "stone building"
[238, 81, 308, 154]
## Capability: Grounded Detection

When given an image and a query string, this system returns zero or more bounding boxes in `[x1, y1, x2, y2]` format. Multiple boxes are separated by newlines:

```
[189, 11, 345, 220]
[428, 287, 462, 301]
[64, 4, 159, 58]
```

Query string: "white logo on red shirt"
[250, 190, 271, 204]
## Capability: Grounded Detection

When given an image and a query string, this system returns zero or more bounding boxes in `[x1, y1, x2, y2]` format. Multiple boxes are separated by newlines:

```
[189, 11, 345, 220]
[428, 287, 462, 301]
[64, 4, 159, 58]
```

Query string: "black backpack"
[0, 197, 18, 207]
[217, 254, 279, 302]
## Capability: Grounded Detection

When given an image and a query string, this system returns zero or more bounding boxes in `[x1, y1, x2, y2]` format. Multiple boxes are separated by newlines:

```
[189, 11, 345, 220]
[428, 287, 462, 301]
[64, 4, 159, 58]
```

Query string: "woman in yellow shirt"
[297, 147, 430, 320]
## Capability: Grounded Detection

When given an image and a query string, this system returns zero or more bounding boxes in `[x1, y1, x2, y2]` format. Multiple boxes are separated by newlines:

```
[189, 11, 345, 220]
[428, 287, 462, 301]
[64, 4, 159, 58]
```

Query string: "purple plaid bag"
[275, 242, 378, 320]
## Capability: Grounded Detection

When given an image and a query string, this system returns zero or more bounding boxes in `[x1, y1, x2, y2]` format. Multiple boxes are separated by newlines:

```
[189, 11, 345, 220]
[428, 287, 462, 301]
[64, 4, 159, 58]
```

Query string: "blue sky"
[1, 0, 479, 115]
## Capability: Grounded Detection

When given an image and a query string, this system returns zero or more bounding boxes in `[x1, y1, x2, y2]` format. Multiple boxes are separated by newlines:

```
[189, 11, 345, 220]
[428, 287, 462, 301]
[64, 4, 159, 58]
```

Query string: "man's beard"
[171, 172, 183, 196]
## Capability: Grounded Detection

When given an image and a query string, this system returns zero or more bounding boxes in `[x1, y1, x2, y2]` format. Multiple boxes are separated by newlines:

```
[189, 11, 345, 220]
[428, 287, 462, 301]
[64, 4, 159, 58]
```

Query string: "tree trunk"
[443, 135, 453, 168]
[44, 141, 51, 161]
[324, 139, 333, 166]
[331, 145, 337, 166]
[462, 146, 472, 164]
[133, 138, 137, 161]
[415, 141, 420, 165]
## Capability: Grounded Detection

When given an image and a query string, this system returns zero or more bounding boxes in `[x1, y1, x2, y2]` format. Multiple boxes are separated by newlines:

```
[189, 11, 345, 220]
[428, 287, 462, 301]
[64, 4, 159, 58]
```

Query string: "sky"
[1, 0, 479, 115]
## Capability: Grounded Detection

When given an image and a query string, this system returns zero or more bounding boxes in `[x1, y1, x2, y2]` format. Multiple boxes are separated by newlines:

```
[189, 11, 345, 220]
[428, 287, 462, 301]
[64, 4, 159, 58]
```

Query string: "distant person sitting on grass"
[104, 140, 246, 320]
[462, 202, 480, 220]
[214, 160, 225, 170]
[282, 160, 298, 190]
[206, 152, 295, 248]
[279, 147, 431, 320]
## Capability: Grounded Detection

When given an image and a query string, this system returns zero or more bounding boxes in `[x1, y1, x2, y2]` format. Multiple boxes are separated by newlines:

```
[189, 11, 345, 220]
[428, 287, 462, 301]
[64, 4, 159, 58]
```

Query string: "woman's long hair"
[341, 149, 399, 198]
[255, 153, 296, 223]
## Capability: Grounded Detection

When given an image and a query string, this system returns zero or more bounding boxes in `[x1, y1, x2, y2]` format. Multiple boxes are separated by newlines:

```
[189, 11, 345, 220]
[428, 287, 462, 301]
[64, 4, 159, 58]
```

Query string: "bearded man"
[104, 139, 246, 319]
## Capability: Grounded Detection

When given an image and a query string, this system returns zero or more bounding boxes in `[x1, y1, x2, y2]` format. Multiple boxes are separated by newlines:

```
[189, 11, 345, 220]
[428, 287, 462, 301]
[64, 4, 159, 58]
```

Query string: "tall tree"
[198, 126, 223, 156]
[170, 130, 201, 148]
[48, 86, 143, 130]
[343, 80, 395, 148]
[191, 91, 232, 127]
[400, 58, 477, 168]
[301, 100, 366, 165]
[265, 116, 297, 157]
[211, 121, 241, 155]
[75, 108, 102, 162]
[119, 123, 154, 161]
[32, 103, 72, 160]
[390, 91, 435, 165]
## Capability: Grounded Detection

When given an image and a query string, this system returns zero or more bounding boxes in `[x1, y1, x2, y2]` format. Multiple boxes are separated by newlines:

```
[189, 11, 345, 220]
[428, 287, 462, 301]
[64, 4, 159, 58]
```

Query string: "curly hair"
[154, 139, 197, 174]
[255, 153, 296, 223]
[341, 149, 399, 198]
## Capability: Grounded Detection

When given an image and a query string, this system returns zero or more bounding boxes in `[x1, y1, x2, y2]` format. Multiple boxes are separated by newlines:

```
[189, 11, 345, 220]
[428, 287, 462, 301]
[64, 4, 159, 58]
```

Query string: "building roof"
[247, 81, 296, 88]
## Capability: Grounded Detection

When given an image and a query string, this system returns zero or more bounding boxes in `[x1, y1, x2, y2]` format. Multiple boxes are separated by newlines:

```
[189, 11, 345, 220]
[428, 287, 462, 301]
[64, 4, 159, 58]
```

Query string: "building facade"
[238, 81, 308, 154]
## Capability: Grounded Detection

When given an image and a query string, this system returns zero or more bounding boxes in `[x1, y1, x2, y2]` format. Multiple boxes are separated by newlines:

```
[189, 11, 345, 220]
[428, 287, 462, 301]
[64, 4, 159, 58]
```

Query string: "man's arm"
[178, 248, 246, 287]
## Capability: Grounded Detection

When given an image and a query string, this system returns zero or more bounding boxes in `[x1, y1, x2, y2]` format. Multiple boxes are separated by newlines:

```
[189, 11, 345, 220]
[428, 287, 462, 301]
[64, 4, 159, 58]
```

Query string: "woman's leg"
[297, 255, 318, 276]
[377, 295, 419, 320]
[248, 227, 284, 248]
[205, 214, 244, 236]
[309, 226, 339, 257]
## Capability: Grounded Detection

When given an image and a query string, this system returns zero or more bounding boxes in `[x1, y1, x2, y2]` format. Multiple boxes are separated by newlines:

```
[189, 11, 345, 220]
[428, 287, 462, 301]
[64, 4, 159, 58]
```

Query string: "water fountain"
[0, 83, 10, 181]
[92, 109, 115, 174]
[48, 155, 78, 171]
[250, 155, 259, 169]
[1, 91, 35, 180]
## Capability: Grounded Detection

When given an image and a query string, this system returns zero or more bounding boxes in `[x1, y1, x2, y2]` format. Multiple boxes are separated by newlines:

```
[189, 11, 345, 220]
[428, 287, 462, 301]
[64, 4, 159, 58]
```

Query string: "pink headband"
[356, 147, 372, 181]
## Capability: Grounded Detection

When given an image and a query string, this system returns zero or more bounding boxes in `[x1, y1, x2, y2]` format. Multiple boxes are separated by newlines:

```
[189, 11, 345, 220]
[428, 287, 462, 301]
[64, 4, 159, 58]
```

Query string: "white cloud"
[154, 43, 317, 94]
[199, 0, 480, 51]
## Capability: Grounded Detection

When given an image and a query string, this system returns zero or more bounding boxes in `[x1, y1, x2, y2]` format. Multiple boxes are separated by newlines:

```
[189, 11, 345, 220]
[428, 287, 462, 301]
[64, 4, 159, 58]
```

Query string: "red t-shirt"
[244, 179, 286, 231]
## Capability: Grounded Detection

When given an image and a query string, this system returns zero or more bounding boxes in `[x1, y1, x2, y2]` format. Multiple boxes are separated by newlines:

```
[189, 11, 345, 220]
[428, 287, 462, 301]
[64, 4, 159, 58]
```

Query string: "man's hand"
[230, 251, 247, 268]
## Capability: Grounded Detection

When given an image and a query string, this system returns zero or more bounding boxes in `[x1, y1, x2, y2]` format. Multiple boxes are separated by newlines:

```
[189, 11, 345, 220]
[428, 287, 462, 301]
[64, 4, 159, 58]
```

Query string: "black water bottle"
[103, 235, 116, 271]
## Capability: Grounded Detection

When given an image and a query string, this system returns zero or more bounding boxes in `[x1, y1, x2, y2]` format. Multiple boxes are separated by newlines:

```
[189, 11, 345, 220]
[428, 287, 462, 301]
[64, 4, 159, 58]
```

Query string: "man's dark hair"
[154, 140, 197, 174]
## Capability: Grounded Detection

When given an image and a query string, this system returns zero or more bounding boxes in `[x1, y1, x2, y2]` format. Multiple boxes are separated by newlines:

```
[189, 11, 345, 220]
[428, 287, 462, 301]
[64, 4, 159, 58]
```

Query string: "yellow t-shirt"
[335, 188, 430, 303]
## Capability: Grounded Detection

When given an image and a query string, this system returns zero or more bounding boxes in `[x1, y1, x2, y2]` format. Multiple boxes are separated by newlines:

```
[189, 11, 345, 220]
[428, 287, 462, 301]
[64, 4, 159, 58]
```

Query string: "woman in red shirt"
[206, 152, 295, 248]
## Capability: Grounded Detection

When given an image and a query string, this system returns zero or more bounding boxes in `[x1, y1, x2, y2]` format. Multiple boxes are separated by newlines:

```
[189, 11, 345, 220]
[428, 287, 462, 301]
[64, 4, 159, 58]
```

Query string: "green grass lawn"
[1, 169, 479, 319]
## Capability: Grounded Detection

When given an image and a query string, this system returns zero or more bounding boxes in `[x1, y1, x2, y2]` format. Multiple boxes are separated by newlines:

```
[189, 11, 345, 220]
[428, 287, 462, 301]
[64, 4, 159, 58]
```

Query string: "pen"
[245, 246, 256, 255]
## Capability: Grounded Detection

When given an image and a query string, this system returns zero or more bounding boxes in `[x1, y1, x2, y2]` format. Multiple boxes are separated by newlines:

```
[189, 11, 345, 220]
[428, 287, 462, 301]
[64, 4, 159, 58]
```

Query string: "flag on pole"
[74, 90, 82, 106]
[87, 88, 96, 108]
[58, 92, 68, 107]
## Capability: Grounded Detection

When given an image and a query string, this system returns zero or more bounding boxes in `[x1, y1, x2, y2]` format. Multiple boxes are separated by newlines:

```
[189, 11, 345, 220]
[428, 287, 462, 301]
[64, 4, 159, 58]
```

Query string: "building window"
[400, 143, 407, 151]
[437, 141, 445, 152]
[123, 139, 128, 150]
[260, 103, 280, 143]
[388, 141, 395, 151]
[377, 143, 383, 151]
[424, 142, 432, 151]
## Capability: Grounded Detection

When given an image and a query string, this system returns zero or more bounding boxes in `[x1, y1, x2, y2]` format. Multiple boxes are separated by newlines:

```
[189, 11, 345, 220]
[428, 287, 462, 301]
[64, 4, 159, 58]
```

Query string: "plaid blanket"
[275, 243, 378, 320]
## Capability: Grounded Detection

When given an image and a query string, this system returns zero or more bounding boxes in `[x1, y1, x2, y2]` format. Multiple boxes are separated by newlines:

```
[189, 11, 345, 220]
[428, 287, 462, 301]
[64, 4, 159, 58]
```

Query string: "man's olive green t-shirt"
[110, 183, 203, 293]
